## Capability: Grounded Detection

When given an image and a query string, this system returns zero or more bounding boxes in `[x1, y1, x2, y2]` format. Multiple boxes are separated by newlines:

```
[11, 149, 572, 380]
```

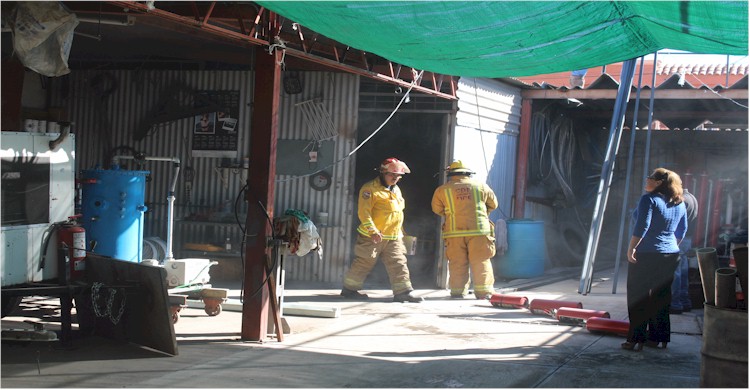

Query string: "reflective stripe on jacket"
[357, 177, 405, 240]
[431, 176, 498, 238]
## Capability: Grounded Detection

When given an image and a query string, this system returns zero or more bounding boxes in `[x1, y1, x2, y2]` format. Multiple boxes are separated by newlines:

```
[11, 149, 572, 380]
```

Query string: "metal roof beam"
[105, 1, 457, 100]
[568, 111, 748, 120]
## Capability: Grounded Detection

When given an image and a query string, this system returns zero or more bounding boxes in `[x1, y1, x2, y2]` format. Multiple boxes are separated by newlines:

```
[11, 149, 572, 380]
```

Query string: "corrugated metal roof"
[502, 69, 748, 131]
[656, 62, 749, 76]
[510, 60, 748, 90]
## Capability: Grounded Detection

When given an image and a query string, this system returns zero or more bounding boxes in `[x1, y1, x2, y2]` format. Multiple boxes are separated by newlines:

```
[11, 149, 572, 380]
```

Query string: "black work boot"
[393, 290, 424, 303]
[340, 288, 369, 300]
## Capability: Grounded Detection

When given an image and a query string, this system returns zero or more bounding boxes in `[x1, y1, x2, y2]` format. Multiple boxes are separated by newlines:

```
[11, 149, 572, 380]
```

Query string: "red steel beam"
[513, 99, 533, 218]
[108, 1, 456, 100]
[242, 46, 282, 342]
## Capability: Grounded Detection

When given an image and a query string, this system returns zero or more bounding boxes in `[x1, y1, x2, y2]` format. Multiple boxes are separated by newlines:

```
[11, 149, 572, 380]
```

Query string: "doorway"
[352, 111, 446, 289]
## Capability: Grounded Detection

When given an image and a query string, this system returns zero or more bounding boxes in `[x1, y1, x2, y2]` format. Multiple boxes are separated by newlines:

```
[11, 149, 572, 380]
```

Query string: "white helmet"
[378, 157, 411, 174]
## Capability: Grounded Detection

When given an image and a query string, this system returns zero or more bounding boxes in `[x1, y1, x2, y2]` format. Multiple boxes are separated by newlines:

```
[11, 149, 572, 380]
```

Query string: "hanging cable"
[549, 115, 576, 207]
[687, 74, 748, 109]
[275, 70, 425, 184]
[529, 111, 553, 183]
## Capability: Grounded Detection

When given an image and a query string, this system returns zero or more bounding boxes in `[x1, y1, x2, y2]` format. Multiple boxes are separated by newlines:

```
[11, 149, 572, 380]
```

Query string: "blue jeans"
[671, 238, 693, 311]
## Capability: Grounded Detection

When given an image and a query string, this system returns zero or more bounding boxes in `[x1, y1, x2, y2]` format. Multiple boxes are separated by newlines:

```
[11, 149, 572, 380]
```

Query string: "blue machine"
[81, 166, 149, 263]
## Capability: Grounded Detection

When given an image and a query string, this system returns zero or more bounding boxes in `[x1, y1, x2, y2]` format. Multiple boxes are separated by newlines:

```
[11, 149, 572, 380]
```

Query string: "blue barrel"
[81, 167, 149, 263]
[496, 220, 546, 279]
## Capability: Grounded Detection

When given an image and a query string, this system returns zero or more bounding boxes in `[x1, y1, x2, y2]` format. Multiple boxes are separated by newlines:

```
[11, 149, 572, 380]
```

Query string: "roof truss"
[82, 1, 458, 100]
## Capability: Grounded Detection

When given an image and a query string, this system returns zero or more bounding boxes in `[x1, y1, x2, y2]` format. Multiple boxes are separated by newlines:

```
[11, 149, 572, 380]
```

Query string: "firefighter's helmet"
[379, 158, 411, 174]
[446, 160, 475, 175]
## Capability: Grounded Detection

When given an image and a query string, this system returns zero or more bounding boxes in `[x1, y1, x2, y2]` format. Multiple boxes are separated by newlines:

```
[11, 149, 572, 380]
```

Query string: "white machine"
[164, 258, 214, 287]
[1, 131, 76, 288]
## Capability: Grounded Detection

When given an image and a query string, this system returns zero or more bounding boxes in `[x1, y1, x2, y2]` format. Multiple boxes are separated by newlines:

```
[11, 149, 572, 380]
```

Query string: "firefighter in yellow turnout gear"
[431, 161, 498, 299]
[341, 158, 423, 303]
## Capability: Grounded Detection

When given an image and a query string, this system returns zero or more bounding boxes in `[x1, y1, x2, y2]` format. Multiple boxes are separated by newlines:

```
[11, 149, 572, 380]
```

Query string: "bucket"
[403, 236, 417, 256]
[701, 304, 748, 388]
[496, 220, 546, 279]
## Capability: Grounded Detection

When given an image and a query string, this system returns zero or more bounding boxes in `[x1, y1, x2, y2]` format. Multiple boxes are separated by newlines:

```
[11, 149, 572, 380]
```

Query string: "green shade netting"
[258, 1, 748, 77]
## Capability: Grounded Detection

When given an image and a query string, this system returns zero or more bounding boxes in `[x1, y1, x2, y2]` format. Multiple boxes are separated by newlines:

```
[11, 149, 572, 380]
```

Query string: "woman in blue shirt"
[623, 168, 688, 351]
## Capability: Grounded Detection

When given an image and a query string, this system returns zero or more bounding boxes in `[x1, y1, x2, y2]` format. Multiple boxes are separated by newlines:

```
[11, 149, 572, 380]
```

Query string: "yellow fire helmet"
[379, 157, 411, 174]
[446, 160, 475, 175]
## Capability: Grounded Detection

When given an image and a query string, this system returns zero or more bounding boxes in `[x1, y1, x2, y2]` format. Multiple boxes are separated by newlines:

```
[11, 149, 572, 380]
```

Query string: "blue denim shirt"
[632, 193, 687, 254]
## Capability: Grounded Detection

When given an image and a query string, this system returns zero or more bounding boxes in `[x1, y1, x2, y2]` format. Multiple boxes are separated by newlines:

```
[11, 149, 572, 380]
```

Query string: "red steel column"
[241, 46, 281, 341]
[513, 99, 533, 219]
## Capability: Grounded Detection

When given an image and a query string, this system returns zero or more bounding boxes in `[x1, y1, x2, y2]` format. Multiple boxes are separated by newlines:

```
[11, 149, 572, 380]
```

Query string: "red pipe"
[489, 294, 529, 309]
[528, 299, 582, 317]
[585, 317, 629, 336]
[693, 172, 708, 245]
[708, 179, 725, 248]
[556, 307, 610, 323]
[513, 99, 533, 219]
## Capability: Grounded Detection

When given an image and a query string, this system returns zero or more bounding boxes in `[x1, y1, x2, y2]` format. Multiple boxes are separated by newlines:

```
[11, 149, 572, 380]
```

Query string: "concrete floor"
[1, 266, 707, 388]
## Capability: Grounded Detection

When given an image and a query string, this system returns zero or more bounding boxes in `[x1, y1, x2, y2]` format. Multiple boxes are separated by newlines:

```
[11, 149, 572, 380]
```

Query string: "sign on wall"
[191, 90, 240, 158]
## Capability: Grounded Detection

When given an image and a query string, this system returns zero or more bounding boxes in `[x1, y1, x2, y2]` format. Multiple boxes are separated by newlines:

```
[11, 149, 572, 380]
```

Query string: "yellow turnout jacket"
[431, 176, 497, 238]
[357, 177, 405, 240]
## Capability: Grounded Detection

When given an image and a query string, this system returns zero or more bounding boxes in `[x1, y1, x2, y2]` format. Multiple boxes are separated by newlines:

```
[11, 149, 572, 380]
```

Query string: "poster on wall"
[191, 90, 240, 158]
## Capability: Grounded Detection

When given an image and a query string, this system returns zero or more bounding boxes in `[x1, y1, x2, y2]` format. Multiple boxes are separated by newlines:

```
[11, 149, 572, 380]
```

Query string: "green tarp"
[258, 1, 748, 77]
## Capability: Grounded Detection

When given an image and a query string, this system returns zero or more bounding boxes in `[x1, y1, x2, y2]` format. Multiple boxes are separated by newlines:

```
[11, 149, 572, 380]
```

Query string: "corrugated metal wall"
[51, 70, 359, 284]
[51, 70, 254, 252]
[275, 72, 359, 283]
[454, 78, 522, 221]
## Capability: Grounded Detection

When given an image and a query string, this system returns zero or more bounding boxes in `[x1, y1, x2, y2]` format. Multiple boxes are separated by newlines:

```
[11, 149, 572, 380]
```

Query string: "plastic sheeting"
[7, 2, 79, 77]
[259, 1, 748, 77]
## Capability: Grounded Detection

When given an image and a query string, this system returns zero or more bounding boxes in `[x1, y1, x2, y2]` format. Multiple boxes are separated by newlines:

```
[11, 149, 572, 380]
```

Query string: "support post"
[241, 46, 281, 341]
[513, 99, 533, 219]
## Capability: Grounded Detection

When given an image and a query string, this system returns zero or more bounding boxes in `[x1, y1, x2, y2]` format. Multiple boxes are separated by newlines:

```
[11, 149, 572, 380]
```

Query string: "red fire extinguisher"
[58, 217, 86, 281]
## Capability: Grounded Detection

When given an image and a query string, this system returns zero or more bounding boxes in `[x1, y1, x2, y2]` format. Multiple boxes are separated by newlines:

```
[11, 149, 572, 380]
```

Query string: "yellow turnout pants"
[343, 235, 414, 295]
[444, 235, 496, 297]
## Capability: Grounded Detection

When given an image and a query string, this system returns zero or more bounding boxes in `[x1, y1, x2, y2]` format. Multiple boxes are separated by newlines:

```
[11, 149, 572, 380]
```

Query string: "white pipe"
[112, 155, 181, 261]
[112, 155, 180, 165]
[77, 15, 135, 26]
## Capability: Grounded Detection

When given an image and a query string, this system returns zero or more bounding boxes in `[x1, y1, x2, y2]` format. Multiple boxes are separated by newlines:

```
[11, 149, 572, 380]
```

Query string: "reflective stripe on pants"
[445, 235, 496, 296]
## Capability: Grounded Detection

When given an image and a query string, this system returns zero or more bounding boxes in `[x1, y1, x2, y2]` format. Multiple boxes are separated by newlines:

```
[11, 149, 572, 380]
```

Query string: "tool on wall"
[135, 82, 223, 141]
[295, 97, 337, 141]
